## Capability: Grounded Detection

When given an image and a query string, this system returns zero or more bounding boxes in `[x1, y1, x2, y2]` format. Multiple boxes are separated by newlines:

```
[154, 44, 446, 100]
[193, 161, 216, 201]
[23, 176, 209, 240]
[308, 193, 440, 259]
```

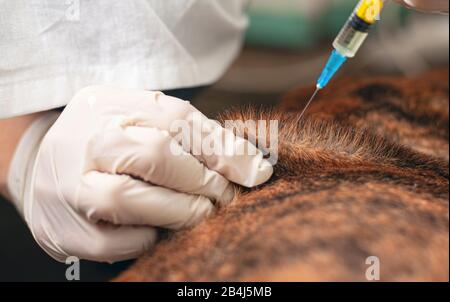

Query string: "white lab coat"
[0, 0, 249, 118]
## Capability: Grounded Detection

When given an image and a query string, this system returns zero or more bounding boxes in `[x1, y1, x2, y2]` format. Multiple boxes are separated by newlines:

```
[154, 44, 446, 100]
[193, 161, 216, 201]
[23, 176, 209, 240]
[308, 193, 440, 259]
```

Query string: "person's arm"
[0, 113, 46, 200]
[396, 0, 449, 13]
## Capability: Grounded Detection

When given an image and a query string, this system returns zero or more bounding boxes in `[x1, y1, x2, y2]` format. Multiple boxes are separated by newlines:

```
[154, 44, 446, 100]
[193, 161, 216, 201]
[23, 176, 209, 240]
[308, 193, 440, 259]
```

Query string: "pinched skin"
[115, 70, 449, 281]
[282, 69, 449, 160]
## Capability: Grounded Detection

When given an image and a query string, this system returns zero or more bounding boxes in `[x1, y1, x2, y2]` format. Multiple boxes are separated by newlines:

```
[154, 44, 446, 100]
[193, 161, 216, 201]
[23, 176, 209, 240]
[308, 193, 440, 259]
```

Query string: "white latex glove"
[396, 0, 449, 13]
[7, 86, 273, 263]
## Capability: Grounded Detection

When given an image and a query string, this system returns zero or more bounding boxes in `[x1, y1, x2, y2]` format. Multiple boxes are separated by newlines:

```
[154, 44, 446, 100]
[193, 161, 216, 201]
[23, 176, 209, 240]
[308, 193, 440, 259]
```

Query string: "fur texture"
[115, 70, 449, 281]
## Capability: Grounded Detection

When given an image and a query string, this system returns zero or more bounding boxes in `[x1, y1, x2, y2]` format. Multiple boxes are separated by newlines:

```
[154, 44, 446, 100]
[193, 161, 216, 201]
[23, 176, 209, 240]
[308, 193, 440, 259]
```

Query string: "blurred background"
[195, 0, 449, 116]
[1, 0, 448, 281]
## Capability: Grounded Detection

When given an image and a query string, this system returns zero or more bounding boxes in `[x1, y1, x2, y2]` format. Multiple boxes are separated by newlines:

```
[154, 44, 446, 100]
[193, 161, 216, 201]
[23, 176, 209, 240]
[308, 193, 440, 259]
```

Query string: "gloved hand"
[7, 86, 273, 263]
[396, 0, 449, 13]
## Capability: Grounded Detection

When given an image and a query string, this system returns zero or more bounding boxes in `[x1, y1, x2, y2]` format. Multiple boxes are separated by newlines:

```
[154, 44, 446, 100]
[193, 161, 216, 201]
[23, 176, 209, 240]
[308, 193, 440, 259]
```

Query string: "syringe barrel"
[333, 0, 385, 58]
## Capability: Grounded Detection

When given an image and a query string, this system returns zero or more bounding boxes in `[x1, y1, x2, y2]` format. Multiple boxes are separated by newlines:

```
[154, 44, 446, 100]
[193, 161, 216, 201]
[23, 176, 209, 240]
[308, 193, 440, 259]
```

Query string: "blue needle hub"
[316, 50, 347, 89]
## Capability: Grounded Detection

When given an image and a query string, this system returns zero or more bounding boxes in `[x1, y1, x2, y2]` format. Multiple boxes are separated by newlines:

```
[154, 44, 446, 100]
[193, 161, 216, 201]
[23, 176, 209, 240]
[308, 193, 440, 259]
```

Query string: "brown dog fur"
[115, 70, 449, 282]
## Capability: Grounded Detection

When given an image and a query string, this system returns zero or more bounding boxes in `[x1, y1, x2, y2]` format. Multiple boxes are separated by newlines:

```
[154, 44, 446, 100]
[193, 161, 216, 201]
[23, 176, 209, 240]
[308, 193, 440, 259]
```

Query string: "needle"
[298, 87, 320, 120]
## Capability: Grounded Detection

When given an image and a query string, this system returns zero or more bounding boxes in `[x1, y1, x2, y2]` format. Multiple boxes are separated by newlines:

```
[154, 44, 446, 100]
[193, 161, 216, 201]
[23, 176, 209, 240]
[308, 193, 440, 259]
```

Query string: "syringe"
[300, 0, 386, 119]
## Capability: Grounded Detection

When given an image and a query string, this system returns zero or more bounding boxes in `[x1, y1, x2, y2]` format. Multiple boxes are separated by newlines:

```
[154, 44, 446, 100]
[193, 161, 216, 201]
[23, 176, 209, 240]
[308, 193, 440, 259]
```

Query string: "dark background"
[0, 196, 133, 282]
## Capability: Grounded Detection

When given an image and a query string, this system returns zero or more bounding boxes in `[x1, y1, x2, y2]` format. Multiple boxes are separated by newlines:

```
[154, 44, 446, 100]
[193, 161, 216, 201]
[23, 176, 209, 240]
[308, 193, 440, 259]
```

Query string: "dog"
[115, 69, 449, 281]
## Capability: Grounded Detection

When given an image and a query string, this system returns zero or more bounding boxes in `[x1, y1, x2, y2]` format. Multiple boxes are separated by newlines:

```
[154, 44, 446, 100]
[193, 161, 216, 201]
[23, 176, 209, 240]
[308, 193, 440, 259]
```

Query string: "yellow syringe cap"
[356, 0, 384, 24]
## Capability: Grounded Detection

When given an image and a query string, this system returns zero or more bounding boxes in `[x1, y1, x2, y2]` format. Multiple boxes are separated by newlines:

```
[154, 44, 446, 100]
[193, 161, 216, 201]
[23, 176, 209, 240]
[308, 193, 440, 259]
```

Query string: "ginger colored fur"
[116, 70, 449, 281]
